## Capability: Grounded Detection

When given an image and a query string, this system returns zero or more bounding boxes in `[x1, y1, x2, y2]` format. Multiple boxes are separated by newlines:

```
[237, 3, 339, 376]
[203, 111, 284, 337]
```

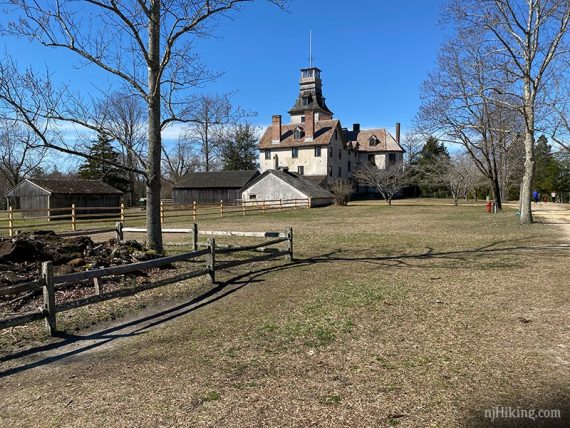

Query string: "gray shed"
[5, 179, 123, 219]
[172, 170, 260, 205]
[241, 169, 335, 207]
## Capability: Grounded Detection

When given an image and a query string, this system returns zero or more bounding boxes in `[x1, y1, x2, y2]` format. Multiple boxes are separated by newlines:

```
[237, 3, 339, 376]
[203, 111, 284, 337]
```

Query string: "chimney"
[395, 122, 401, 145]
[305, 110, 314, 141]
[272, 115, 281, 143]
[353, 123, 360, 132]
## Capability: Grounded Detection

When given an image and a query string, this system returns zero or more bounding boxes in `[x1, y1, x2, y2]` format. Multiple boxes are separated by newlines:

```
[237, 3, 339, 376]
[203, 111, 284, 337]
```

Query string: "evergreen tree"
[220, 124, 259, 171]
[532, 135, 559, 195]
[412, 136, 451, 197]
[78, 132, 129, 192]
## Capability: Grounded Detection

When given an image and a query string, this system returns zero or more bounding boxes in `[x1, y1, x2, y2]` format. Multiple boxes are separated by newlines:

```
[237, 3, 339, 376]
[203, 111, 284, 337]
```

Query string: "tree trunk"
[519, 82, 535, 224]
[492, 177, 502, 211]
[146, 0, 163, 251]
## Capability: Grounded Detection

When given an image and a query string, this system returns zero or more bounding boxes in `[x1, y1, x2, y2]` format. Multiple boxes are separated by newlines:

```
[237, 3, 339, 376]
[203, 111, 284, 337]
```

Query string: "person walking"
[551, 191, 556, 203]
[532, 190, 539, 203]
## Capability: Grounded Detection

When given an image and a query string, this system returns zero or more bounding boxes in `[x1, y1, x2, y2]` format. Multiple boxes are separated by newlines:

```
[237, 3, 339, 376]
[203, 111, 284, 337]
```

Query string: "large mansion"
[258, 67, 404, 184]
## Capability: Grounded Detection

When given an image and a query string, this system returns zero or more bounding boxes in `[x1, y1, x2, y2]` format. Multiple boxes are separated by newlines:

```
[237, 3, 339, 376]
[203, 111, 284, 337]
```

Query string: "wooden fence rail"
[0, 225, 294, 336]
[1, 199, 308, 237]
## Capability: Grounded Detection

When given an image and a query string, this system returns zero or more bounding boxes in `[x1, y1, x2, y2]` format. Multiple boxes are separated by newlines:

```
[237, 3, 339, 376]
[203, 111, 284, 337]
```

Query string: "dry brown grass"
[1, 200, 569, 427]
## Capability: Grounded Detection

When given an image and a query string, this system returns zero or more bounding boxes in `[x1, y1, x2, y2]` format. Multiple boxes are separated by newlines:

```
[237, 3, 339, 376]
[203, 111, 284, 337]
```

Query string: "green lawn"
[1, 200, 568, 427]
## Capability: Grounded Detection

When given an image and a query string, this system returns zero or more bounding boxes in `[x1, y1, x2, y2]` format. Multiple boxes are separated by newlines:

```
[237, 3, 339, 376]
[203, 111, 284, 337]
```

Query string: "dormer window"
[369, 136, 379, 147]
[293, 126, 304, 140]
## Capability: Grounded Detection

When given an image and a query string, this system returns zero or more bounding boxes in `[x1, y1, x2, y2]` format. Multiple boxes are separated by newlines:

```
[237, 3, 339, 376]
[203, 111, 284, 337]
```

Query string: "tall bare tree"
[97, 90, 147, 206]
[445, 0, 570, 222]
[1, 0, 284, 250]
[0, 119, 47, 188]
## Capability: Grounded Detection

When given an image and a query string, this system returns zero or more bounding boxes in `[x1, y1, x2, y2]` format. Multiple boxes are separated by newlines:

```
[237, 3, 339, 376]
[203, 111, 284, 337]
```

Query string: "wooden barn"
[172, 170, 260, 205]
[4, 179, 123, 219]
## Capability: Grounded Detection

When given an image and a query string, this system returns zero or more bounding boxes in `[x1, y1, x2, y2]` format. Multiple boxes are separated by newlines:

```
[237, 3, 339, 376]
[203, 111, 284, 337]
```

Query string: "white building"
[258, 66, 405, 186]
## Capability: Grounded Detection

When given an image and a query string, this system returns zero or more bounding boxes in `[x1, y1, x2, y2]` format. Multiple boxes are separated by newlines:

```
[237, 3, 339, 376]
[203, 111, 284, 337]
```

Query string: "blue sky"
[3, 0, 446, 148]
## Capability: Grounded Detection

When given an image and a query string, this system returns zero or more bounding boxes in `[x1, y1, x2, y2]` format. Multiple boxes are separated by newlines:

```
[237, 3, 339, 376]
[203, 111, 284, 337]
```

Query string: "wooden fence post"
[192, 201, 197, 221]
[8, 206, 13, 237]
[42, 261, 56, 336]
[262, 200, 266, 214]
[242, 201, 246, 216]
[220, 199, 224, 218]
[206, 238, 216, 284]
[93, 277, 102, 295]
[192, 223, 198, 251]
[115, 221, 124, 241]
[71, 204, 77, 231]
[286, 227, 293, 261]
[160, 201, 164, 224]
[120, 203, 125, 224]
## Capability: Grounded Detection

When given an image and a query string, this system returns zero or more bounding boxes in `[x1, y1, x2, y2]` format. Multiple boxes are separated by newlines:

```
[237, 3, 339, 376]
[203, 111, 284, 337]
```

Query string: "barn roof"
[5, 179, 122, 196]
[244, 169, 334, 200]
[174, 170, 259, 189]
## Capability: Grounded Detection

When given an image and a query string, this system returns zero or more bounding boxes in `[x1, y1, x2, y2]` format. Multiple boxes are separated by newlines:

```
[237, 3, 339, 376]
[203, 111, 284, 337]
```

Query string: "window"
[314, 146, 321, 157]
[338, 150, 342, 160]
[329, 147, 333, 157]
[368, 154, 376, 165]
[297, 165, 304, 175]
[348, 161, 351, 172]
[292, 148, 299, 158]
[301, 116, 305, 123]
[388, 153, 397, 165]
[249, 194, 256, 200]
[328, 165, 332, 176]
[294, 127, 304, 140]
[264, 150, 271, 160]
[369, 136, 378, 147]
[338, 167, 342, 177]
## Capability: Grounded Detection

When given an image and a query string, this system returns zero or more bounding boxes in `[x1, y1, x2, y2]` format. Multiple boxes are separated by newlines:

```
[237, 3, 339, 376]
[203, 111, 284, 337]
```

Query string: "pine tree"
[220, 124, 259, 171]
[78, 132, 129, 192]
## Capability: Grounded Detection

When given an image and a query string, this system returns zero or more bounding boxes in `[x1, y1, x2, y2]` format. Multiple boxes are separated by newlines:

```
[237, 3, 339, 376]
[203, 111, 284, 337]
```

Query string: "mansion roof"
[258, 120, 342, 149]
[344, 128, 404, 153]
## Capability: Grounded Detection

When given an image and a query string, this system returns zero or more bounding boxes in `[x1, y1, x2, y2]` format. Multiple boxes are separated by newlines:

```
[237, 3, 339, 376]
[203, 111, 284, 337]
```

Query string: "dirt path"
[529, 203, 570, 241]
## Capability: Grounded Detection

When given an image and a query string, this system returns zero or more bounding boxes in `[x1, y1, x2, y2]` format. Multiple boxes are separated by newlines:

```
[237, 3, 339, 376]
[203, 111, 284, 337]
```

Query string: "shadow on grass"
[1, 236, 567, 378]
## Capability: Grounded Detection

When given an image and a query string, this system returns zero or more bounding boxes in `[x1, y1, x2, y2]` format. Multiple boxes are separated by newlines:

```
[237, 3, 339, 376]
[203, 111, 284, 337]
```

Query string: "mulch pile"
[0, 231, 164, 313]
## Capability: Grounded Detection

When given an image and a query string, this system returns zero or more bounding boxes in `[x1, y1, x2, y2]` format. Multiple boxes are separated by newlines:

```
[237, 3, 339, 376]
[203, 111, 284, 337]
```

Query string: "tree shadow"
[1, 236, 566, 378]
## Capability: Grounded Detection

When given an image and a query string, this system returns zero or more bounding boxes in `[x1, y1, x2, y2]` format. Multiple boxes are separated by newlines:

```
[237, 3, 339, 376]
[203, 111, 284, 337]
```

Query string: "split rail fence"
[0, 199, 308, 237]
[0, 224, 293, 336]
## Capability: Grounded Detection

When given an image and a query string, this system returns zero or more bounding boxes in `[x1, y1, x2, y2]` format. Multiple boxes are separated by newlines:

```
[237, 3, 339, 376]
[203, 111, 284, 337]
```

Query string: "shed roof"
[174, 170, 259, 189]
[6, 179, 123, 196]
[244, 169, 334, 199]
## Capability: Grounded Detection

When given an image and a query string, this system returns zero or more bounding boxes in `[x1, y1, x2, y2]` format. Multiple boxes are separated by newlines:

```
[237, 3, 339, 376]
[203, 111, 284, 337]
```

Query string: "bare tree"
[97, 90, 147, 206]
[354, 164, 408, 205]
[401, 132, 423, 166]
[418, 28, 530, 211]
[183, 93, 252, 171]
[329, 178, 353, 206]
[1, 0, 285, 251]
[445, 0, 570, 223]
[0, 119, 47, 189]
[162, 136, 200, 184]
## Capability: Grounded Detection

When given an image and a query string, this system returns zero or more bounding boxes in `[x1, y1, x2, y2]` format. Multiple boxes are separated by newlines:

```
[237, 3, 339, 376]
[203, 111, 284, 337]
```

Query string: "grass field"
[1, 200, 569, 427]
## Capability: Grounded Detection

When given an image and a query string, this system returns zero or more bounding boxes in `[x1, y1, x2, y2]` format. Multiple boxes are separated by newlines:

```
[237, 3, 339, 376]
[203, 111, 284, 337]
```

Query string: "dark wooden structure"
[172, 170, 259, 205]
[4, 179, 123, 219]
